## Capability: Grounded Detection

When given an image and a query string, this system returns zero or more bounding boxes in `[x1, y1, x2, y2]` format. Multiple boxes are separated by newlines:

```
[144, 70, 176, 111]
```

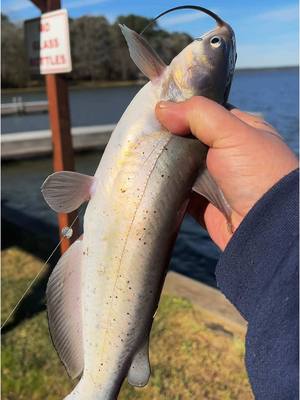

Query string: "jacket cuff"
[215, 169, 299, 321]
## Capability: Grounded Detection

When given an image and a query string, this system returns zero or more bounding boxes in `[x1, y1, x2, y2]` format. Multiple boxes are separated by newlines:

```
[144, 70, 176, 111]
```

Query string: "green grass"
[1, 247, 253, 400]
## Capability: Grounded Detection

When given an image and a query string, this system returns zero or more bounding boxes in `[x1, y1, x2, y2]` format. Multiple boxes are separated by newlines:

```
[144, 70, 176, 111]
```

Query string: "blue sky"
[2, 0, 299, 68]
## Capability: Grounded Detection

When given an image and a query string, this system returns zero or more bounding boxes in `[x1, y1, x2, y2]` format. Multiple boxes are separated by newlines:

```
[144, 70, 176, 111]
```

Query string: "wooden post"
[30, 0, 79, 253]
[46, 74, 79, 253]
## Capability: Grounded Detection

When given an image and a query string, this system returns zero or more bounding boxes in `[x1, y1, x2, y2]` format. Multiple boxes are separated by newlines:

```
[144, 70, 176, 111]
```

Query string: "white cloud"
[256, 4, 299, 23]
[2, 0, 108, 16]
[63, 0, 108, 10]
[2, 0, 109, 22]
[236, 41, 298, 69]
[159, 12, 206, 27]
[2, 0, 34, 13]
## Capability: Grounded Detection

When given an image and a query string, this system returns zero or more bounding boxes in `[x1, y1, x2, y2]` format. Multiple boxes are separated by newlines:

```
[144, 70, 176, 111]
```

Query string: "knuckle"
[187, 96, 204, 109]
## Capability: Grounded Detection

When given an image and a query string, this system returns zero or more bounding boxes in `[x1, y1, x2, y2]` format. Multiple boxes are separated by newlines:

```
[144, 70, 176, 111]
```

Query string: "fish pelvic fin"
[127, 337, 151, 387]
[41, 171, 97, 213]
[119, 24, 167, 82]
[193, 167, 232, 225]
[46, 238, 84, 380]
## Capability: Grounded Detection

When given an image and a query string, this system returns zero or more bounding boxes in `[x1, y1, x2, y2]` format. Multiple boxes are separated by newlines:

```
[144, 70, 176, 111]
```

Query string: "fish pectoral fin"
[193, 167, 232, 223]
[46, 238, 84, 379]
[119, 24, 167, 81]
[41, 171, 96, 213]
[127, 337, 151, 387]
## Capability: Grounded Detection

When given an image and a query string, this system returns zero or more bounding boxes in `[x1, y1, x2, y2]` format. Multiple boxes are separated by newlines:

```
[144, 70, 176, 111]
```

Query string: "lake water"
[2, 68, 299, 287]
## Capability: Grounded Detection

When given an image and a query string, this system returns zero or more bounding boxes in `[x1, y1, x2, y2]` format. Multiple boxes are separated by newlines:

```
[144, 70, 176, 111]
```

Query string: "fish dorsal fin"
[41, 171, 96, 213]
[119, 24, 167, 81]
[46, 238, 84, 379]
[127, 337, 151, 387]
[193, 167, 232, 222]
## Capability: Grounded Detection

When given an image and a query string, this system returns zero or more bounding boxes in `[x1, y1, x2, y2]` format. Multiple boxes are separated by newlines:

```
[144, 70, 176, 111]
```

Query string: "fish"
[41, 6, 236, 400]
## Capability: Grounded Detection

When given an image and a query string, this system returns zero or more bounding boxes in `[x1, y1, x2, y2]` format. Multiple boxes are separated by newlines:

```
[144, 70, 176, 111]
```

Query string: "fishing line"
[140, 5, 224, 36]
[1, 212, 81, 331]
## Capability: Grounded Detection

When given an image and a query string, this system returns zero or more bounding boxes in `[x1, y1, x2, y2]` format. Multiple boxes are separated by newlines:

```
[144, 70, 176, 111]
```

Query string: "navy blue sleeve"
[215, 169, 299, 400]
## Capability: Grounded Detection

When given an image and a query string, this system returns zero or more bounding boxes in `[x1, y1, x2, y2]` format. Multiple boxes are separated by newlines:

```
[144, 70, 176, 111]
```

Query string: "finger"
[156, 97, 251, 148]
[227, 103, 265, 125]
[229, 108, 280, 136]
[188, 192, 235, 251]
[203, 204, 232, 251]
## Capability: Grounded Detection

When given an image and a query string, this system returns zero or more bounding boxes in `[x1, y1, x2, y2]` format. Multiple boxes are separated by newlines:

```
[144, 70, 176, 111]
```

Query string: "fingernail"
[157, 101, 173, 109]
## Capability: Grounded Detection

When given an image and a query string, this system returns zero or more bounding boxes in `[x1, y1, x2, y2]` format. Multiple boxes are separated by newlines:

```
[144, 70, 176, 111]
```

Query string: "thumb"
[155, 96, 251, 148]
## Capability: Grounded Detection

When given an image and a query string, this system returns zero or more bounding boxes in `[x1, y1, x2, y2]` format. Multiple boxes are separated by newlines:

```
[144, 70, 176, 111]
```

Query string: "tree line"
[1, 13, 192, 88]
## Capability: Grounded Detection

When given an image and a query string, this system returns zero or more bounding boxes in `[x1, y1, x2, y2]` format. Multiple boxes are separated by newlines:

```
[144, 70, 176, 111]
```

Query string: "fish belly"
[75, 128, 206, 399]
[67, 82, 206, 399]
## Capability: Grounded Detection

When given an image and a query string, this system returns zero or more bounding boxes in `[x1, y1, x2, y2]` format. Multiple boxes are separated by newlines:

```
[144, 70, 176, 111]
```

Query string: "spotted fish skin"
[68, 83, 207, 398]
[42, 9, 236, 399]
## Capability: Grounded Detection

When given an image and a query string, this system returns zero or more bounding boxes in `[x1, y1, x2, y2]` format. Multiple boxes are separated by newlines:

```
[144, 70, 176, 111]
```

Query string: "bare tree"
[70, 16, 113, 81]
[1, 13, 193, 87]
[1, 14, 29, 87]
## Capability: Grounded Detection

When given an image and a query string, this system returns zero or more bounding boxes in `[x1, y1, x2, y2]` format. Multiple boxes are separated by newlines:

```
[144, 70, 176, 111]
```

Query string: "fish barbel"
[41, 6, 236, 399]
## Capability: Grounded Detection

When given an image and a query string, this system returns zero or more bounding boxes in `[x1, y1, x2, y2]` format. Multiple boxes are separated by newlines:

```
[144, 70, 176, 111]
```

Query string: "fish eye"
[210, 36, 222, 48]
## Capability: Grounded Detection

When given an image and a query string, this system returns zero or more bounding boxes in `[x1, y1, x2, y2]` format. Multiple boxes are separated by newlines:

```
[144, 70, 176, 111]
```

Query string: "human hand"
[155, 97, 298, 250]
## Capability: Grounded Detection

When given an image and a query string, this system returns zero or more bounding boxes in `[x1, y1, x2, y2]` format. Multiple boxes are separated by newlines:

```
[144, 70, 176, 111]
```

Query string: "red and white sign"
[25, 9, 72, 75]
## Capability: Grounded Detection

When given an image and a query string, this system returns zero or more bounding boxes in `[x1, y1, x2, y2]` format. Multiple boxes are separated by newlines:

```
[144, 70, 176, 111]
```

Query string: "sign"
[25, 9, 72, 74]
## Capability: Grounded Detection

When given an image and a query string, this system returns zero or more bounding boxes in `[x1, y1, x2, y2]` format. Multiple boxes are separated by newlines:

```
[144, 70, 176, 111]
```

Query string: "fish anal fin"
[127, 337, 151, 387]
[41, 171, 96, 213]
[46, 238, 84, 379]
[119, 24, 166, 81]
[193, 167, 232, 223]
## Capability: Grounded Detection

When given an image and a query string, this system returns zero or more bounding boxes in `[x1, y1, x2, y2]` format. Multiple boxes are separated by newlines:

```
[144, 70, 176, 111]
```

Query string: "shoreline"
[2, 80, 144, 95]
[164, 271, 246, 330]
[1, 66, 297, 95]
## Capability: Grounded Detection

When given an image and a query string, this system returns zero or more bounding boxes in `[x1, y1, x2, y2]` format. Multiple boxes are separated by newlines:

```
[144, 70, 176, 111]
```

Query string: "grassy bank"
[1, 247, 253, 400]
